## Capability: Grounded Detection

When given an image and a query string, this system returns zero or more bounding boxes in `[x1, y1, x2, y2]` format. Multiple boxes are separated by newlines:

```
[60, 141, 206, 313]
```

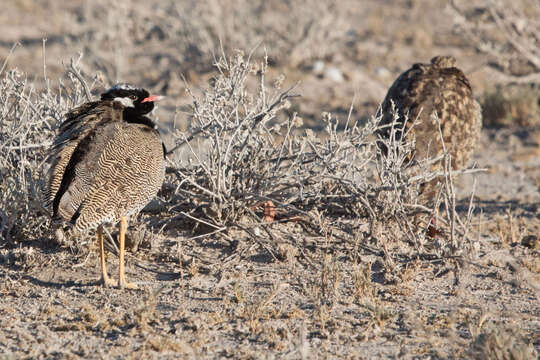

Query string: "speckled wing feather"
[44, 100, 124, 219]
[378, 56, 482, 169]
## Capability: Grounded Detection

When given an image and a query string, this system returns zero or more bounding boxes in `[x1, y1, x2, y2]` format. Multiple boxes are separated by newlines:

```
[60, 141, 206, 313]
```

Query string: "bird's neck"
[123, 108, 156, 129]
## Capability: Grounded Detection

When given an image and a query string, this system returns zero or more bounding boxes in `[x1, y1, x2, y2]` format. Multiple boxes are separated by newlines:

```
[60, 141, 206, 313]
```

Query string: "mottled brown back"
[378, 56, 482, 196]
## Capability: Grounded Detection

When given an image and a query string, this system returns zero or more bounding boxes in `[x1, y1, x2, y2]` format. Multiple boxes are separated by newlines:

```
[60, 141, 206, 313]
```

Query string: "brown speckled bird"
[44, 84, 166, 289]
[378, 55, 482, 200]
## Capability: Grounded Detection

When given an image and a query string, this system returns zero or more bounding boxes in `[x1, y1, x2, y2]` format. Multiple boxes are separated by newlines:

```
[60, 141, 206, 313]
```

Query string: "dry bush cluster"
[0, 50, 480, 270]
[467, 324, 537, 360]
[162, 0, 351, 68]
[451, 0, 540, 128]
[161, 52, 479, 264]
[451, 0, 540, 83]
[481, 84, 540, 128]
[51, 0, 352, 87]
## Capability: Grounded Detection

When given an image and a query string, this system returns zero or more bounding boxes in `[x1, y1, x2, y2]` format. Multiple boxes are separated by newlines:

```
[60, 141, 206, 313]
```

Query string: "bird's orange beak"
[141, 95, 163, 103]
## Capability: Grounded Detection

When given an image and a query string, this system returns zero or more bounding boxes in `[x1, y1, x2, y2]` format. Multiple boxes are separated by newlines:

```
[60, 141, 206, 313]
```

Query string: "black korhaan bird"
[44, 84, 166, 289]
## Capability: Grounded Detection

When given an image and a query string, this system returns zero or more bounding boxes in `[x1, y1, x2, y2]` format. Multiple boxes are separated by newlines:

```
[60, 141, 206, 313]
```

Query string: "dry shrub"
[164, 51, 480, 262]
[450, 0, 540, 84]
[481, 84, 540, 128]
[170, 0, 352, 68]
[0, 57, 96, 246]
[164, 51, 303, 230]
[442, 0, 540, 133]
[467, 324, 537, 360]
[55, 0, 352, 86]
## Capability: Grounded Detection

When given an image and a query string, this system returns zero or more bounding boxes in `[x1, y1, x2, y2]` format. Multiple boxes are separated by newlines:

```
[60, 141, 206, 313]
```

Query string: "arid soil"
[1, 0, 539, 359]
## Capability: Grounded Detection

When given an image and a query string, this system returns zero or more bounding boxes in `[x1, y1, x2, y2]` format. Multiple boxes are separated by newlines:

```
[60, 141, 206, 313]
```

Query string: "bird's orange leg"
[98, 225, 117, 287]
[118, 216, 137, 289]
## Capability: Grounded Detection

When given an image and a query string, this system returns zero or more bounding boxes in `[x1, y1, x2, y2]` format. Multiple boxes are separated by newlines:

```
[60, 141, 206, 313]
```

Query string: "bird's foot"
[101, 276, 118, 288]
[118, 278, 138, 290]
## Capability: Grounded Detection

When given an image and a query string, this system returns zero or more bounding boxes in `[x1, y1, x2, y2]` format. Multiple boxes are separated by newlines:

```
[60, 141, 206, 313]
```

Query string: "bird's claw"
[119, 280, 138, 290]
[101, 276, 118, 288]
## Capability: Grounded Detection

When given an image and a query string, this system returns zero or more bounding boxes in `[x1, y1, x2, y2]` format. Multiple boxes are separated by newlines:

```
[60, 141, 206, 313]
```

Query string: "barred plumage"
[45, 84, 165, 289]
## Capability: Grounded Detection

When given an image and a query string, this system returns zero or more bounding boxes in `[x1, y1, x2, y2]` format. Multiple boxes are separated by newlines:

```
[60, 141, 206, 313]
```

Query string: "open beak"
[141, 95, 164, 103]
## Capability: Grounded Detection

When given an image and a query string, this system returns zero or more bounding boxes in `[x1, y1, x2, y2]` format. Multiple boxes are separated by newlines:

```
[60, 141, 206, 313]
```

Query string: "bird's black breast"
[123, 113, 157, 129]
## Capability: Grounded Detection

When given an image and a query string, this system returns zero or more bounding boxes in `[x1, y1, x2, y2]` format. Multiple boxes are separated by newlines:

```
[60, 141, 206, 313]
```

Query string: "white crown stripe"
[109, 83, 139, 91]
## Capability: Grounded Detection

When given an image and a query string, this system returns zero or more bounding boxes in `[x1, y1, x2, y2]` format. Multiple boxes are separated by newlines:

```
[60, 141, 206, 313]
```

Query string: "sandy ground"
[1, 0, 539, 359]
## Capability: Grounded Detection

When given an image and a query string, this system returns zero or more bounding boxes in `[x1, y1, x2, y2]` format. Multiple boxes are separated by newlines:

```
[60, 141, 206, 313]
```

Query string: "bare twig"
[67, 55, 92, 101]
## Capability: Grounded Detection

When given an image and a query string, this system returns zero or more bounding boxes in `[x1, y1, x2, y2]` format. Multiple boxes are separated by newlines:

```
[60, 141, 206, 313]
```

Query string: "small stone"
[324, 66, 345, 83]
[375, 67, 391, 78]
[312, 60, 325, 76]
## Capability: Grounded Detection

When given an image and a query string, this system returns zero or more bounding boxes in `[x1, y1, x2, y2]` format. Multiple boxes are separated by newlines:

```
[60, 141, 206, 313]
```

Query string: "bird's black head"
[101, 83, 161, 115]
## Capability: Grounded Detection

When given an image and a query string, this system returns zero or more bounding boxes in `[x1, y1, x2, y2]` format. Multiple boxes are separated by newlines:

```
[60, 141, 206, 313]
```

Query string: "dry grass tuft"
[467, 324, 537, 360]
[451, 0, 540, 84]
[29, 0, 353, 86]
[481, 85, 540, 128]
